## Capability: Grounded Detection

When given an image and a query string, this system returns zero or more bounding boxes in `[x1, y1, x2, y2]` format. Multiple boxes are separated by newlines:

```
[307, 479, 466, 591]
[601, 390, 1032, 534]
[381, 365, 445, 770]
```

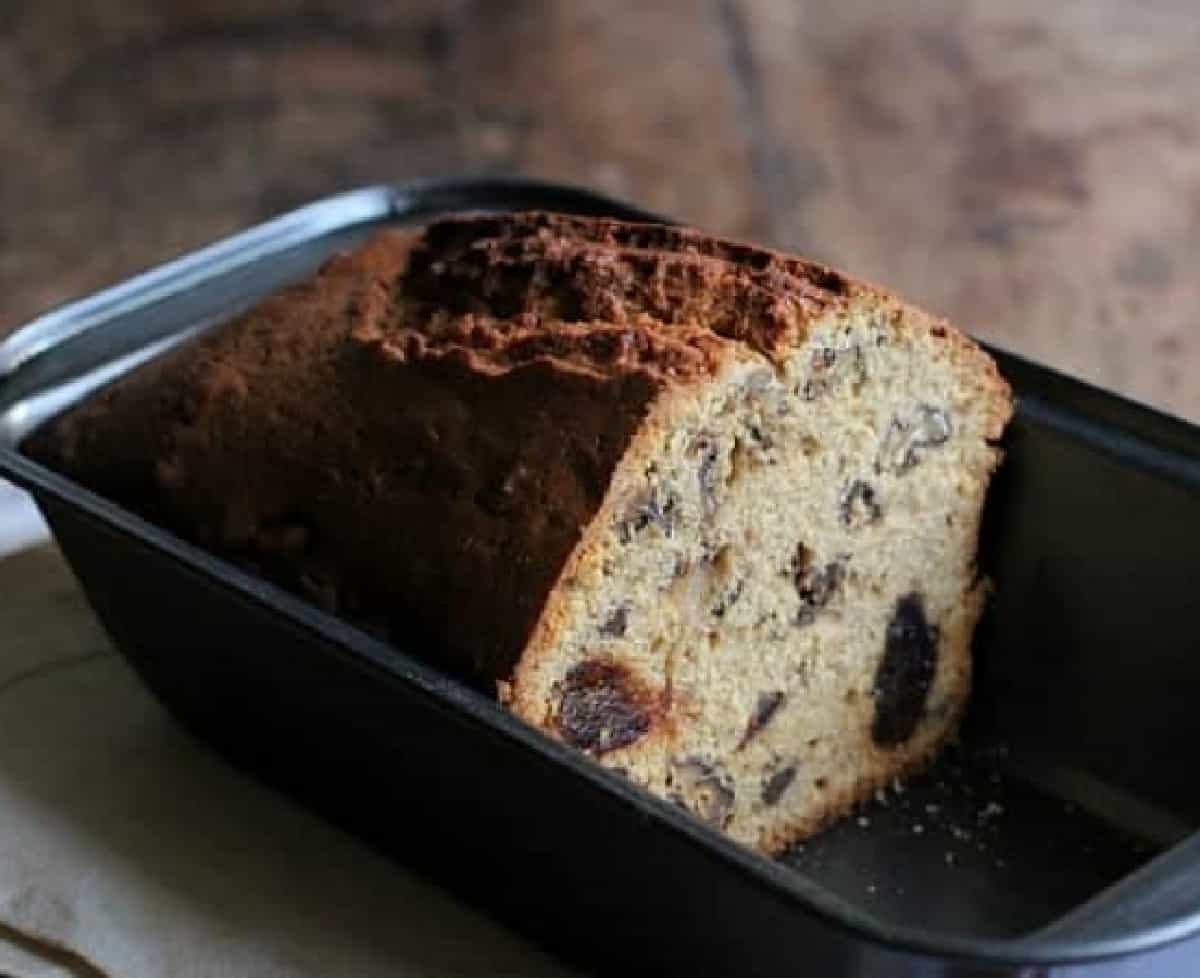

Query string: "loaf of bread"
[24, 212, 1012, 854]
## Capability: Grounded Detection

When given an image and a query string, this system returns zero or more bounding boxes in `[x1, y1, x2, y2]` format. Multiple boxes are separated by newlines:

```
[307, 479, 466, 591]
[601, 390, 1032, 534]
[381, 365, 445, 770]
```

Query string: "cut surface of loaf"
[24, 212, 1012, 854]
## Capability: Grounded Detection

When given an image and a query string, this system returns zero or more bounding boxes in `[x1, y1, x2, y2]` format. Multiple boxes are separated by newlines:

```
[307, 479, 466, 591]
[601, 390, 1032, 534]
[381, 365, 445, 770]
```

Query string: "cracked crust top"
[23, 211, 1009, 689]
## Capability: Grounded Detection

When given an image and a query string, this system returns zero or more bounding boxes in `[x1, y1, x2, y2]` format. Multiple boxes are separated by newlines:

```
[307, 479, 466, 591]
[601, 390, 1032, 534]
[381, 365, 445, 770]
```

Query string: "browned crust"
[24, 286, 690, 684]
[416, 211, 853, 300]
[407, 209, 1012, 435]
[24, 211, 1011, 767]
[407, 213, 846, 355]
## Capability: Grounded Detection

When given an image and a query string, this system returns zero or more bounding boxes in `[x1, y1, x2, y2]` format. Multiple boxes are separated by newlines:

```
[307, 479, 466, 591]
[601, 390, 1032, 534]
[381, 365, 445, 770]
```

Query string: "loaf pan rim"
[2, 176, 1199, 967]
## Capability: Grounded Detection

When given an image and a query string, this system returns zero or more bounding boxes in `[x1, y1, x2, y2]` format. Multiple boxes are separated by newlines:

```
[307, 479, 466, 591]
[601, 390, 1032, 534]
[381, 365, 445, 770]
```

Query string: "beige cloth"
[0, 482, 48, 560]
[0, 544, 574, 978]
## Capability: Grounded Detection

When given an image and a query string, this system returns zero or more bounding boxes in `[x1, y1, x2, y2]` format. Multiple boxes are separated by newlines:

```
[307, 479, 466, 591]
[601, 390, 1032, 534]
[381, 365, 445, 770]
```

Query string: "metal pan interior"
[2, 179, 1199, 968]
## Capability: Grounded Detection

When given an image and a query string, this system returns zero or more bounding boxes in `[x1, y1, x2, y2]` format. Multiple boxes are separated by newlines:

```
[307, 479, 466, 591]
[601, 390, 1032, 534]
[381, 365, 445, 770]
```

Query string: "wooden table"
[2, 1, 1198, 421]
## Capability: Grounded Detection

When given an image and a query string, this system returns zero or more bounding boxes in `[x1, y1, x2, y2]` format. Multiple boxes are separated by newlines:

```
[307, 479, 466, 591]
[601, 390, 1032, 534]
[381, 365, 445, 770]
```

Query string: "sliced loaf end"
[508, 288, 1010, 854]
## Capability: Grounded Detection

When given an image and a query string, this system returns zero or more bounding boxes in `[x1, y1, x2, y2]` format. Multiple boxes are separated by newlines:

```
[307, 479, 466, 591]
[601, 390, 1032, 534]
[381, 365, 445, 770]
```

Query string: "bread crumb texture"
[24, 212, 1012, 854]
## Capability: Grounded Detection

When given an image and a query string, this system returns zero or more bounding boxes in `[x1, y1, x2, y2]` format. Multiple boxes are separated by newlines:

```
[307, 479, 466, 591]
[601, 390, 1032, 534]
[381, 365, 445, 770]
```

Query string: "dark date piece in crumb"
[598, 606, 629, 637]
[670, 756, 736, 828]
[840, 480, 882, 528]
[871, 593, 940, 746]
[694, 435, 721, 516]
[761, 764, 798, 806]
[711, 578, 745, 618]
[737, 690, 786, 750]
[876, 404, 952, 474]
[790, 544, 845, 625]
[557, 659, 655, 754]
[620, 488, 679, 542]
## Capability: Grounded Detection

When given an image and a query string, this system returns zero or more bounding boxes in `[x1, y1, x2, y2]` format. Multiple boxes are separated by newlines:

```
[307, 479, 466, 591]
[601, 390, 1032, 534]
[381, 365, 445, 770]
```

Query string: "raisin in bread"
[24, 213, 1012, 854]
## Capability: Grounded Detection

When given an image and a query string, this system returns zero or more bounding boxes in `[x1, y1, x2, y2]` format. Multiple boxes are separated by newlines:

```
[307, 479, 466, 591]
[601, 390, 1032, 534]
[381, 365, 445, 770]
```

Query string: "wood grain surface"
[2, 0, 1197, 420]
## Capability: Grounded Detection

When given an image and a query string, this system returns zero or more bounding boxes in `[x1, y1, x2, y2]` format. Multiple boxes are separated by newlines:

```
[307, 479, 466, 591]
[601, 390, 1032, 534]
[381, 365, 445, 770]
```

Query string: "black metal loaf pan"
[2, 179, 1199, 978]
